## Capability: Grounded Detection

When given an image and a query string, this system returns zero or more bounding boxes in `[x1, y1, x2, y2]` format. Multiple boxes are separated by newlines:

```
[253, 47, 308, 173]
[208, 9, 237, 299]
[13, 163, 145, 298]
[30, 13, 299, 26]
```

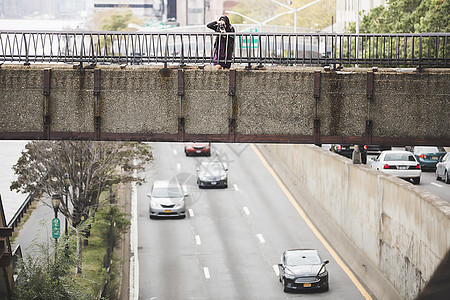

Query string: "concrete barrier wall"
[259, 144, 450, 299]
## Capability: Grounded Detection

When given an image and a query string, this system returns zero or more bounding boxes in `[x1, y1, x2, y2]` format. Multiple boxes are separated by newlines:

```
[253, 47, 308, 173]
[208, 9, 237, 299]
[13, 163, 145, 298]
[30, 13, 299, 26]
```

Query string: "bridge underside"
[0, 65, 449, 146]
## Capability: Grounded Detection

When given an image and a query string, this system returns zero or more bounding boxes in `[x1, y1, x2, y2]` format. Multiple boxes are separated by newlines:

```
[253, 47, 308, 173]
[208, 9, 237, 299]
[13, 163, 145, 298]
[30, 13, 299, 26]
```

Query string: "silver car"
[148, 180, 186, 219]
[371, 150, 421, 184]
[197, 161, 228, 188]
[436, 152, 450, 184]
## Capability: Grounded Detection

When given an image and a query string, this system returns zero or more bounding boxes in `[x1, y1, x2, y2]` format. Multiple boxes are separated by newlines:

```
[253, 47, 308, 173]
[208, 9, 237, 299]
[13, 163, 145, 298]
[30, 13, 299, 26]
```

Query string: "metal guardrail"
[0, 31, 449, 67]
[7, 194, 34, 232]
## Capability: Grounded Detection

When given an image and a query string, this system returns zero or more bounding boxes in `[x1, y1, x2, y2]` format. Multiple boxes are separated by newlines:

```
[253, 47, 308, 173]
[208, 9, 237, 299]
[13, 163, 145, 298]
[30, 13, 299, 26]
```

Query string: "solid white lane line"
[176, 163, 181, 170]
[234, 184, 239, 191]
[203, 267, 210, 279]
[188, 209, 194, 217]
[273, 265, 280, 277]
[251, 144, 373, 300]
[243, 207, 250, 216]
[173, 149, 178, 155]
[431, 182, 443, 188]
[256, 234, 265, 243]
[195, 235, 202, 245]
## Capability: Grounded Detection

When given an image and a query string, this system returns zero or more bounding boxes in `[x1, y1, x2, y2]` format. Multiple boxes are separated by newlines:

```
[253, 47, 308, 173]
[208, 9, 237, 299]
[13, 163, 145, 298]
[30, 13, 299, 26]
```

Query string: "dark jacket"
[207, 19, 235, 54]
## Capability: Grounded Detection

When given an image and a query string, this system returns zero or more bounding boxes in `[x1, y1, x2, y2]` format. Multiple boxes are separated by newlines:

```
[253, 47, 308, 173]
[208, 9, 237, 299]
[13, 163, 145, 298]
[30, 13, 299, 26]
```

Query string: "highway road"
[137, 143, 370, 299]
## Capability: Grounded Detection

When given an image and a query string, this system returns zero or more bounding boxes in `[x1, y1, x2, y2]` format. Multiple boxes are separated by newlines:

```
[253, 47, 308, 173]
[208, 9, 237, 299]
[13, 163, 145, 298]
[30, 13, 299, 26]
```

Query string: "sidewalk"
[12, 197, 68, 257]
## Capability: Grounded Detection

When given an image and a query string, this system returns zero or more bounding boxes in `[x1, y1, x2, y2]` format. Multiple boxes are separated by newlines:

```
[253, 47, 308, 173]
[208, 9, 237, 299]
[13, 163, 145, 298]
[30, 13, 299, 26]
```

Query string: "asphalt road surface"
[137, 143, 370, 299]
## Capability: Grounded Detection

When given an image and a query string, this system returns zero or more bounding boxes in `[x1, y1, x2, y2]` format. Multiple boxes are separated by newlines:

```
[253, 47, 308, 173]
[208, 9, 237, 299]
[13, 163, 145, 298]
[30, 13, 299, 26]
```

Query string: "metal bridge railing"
[0, 30, 449, 67]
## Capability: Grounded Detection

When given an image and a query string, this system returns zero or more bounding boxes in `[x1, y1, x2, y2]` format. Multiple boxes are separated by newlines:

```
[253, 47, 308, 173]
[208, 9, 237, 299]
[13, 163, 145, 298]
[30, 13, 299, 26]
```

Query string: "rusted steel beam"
[43, 68, 51, 139]
[93, 69, 101, 140]
[0, 131, 448, 146]
[367, 71, 374, 100]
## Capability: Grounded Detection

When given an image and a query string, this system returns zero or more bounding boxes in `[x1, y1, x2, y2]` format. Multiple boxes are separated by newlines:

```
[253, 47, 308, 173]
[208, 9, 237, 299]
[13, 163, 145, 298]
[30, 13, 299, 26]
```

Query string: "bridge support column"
[43, 68, 51, 139]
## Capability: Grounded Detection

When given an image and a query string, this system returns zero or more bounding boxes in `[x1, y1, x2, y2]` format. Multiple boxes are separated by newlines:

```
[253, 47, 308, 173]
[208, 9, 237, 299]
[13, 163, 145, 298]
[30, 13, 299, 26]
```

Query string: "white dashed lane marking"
[256, 234, 265, 243]
[431, 182, 443, 188]
[203, 267, 210, 279]
[233, 184, 239, 191]
[243, 207, 250, 216]
[188, 209, 194, 217]
[195, 235, 202, 245]
[273, 265, 280, 277]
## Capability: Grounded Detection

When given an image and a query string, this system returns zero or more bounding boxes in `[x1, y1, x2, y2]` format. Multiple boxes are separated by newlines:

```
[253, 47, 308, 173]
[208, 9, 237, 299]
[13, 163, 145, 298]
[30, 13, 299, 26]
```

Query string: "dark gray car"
[278, 249, 329, 292]
[197, 161, 228, 188]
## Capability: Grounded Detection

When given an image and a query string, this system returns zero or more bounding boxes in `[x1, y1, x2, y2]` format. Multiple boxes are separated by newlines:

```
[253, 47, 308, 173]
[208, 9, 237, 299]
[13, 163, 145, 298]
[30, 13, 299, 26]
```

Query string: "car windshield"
[285, 253, 321, 266]
[414, 146, 445, 153]
[152, 187, 183, 198]
[384, 153, 416, 162]
[199, 162, 223, 172]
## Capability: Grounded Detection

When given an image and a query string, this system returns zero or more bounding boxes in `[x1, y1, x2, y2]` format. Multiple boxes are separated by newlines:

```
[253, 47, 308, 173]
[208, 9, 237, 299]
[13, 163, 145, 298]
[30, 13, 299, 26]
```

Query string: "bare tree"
[11, 140, 152, 274]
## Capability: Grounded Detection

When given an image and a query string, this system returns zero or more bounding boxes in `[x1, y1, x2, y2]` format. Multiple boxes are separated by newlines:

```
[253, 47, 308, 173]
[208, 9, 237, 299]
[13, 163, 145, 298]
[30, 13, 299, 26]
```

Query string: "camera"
[219, 20, 225, 31]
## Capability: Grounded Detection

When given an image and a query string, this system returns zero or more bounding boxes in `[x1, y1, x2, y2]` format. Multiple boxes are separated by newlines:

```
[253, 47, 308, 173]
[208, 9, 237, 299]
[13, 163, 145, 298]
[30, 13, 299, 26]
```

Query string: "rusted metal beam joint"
[314, 118, 321, 145]
[228, 70, 237, 142]
[313, 71, 321, 145]
[43, 68, 51, 139]
[93, 69, 101, 139]
[177, 69, 185, 141]
[367, 71, 374, 100]
[365, 120, 373, 146]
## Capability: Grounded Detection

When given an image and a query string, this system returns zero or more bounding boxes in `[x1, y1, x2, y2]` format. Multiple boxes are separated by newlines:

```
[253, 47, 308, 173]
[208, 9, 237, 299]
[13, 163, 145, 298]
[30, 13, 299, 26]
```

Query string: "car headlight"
[284, 270, 296, 279]
[150, 201, 159, 208]
[220, 175, 227, 180]
[174, 200, 185, 209]
[318, 269, 328, 278]
[199, 176, 207, 181]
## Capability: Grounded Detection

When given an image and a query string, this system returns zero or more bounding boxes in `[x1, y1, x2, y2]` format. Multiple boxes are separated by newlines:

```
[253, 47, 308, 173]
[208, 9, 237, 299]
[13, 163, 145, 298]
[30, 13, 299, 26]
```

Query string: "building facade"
[335, 0, 386, 32]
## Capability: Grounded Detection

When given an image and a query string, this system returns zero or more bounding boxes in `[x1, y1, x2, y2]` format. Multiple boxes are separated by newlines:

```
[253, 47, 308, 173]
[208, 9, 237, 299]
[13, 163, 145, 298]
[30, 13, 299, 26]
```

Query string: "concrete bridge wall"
[0, 64, 449, 144]
[258, 144, 450, 299]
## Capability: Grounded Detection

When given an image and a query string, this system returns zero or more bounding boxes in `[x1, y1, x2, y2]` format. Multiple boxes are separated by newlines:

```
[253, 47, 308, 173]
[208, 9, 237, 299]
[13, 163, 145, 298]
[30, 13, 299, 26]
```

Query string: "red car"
[184, 142, 211, 156]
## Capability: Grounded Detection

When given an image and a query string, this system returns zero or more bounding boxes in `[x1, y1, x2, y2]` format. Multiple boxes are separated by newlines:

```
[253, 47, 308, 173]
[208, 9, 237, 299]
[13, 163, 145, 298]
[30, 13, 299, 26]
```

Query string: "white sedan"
[371, 150, 422, 184]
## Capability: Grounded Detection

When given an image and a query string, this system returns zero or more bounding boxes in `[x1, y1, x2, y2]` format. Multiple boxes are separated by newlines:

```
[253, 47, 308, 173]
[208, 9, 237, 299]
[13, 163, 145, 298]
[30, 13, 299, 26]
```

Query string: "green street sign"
[239, 28, 259, 49]
[52, 218, 60, 239]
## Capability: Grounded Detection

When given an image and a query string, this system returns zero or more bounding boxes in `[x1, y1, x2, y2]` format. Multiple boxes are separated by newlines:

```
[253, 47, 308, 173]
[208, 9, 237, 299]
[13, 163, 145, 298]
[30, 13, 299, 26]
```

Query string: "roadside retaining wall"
[258, 144, 450, 300]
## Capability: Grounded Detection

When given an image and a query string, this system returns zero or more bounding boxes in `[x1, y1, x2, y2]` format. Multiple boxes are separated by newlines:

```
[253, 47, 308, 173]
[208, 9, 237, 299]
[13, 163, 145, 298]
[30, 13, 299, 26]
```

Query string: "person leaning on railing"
[207, 15, 235, 70]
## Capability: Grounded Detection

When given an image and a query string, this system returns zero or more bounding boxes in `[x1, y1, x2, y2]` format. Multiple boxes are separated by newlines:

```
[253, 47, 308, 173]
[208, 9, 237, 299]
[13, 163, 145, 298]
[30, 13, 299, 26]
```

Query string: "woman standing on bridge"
[207, 16, 235, 70]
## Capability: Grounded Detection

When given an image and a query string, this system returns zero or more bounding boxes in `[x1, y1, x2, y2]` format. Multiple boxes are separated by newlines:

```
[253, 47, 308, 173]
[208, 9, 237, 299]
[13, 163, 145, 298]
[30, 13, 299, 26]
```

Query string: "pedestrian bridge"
[0, 31, 449, 145]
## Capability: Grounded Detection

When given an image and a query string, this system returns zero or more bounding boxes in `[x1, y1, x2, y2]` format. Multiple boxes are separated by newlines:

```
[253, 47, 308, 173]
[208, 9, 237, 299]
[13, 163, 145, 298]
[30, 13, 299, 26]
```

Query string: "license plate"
[196, 150, 201, 153]
[398, 166, 407, 170]
[164, 210, 172, 213]
[432, 156, 438, 160]
[211, 182, 217, 185]
[303, 283, 311, 288]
